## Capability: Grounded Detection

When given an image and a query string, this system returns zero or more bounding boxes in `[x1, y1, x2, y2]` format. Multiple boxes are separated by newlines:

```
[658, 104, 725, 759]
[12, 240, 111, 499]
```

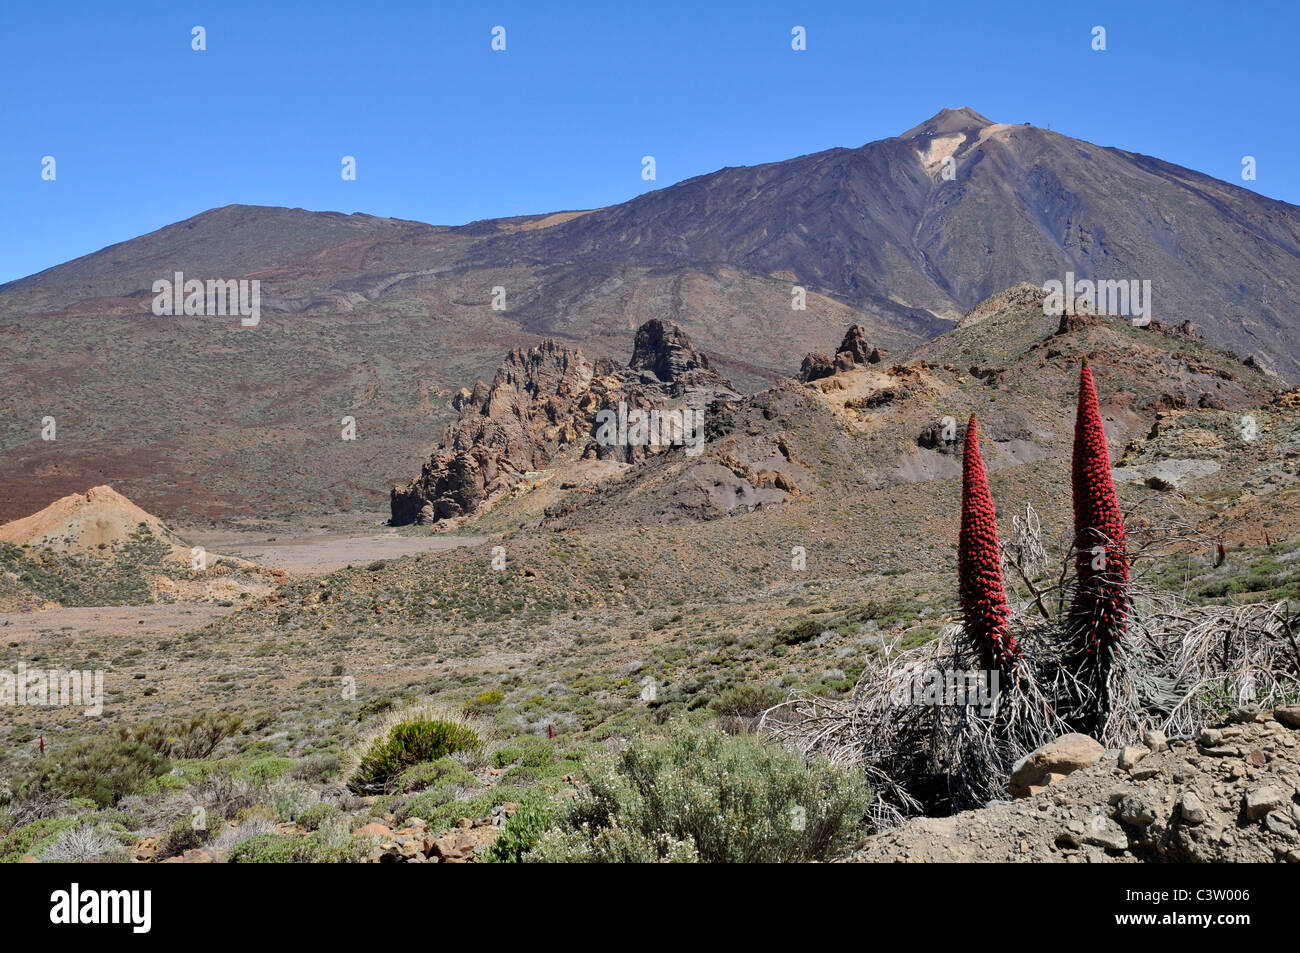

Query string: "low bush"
[39, 822, 130, 862]
[297, 802, 342, 832]
[485, 793, 553, 863]
[0, 816, 80, 863]
[528, 724, 870, 863]
[492, 735, 554, 770]
[464, 689, 505, 713]
[131, 712, 243, 759]
[397, 756, 474, 794]
[160, 814, 210, 857]
[229, 830, 366, 863]
[710, 683, 783, 718]
[349, 716, 482, 793]
[26, 733, 171, 808]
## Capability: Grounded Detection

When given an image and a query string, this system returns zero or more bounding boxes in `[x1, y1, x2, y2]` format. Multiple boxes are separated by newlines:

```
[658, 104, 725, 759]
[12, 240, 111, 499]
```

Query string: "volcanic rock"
[391, 321, 735, 524]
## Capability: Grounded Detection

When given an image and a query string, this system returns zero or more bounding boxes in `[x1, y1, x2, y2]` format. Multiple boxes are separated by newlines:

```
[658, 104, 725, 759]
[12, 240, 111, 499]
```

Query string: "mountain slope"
[467, 107, 1300, 379]
[2, 107, 1298, 522]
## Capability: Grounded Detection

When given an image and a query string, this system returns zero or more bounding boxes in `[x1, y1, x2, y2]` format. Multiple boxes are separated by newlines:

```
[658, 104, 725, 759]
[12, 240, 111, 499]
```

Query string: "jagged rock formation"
[392, 284, 1287, 530]
[800, 324, 884, 382]
[390, 321, 735, 525]
[799, 352, 835, 382]
[628, 319, 716, 395]
[390, 341, 595, 525]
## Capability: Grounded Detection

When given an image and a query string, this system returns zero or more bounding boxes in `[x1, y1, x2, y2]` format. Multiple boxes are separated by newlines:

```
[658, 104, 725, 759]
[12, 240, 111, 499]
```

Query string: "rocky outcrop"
[391, 321, 735, 525]
[390, 340, 596, 524]
[799, 352, 835, 382]
[629, 319, 716, 395]
[837, 324, 876, 365]
[1055, 310, 1101, 334]
[800, 325, 883, 382]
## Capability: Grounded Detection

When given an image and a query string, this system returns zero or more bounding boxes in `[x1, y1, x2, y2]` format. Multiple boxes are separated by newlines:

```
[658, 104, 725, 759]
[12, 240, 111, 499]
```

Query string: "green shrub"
[160, 814, 209, 857]
[356, 695, 397, 721]
[131, 712, 243, 759]
[27, 734, 170, 808]
[516, 737, 555, 768]
[710, 683, 783, 718]
[397, 784, 462, 824]
[464, 689, 505, 713]
[492, 745, 522, 769]
[291, 753, 342, 783]
[236, 756, 296, 785]
[297, 802, 342, 832]
[485, 793, 553, 863]
[0, 816, 80, 863]
[528, 724, 870, 863]
[397, 756, 474, 793]
[267, 779, 318, 822]
[401, 785, 528, 833]
[492, 735, 555, 770]
[500, 766, 538, 786]
[349, 717, 482, 793]
[776, 619, 824, 645]
[229, 830, 366, 863]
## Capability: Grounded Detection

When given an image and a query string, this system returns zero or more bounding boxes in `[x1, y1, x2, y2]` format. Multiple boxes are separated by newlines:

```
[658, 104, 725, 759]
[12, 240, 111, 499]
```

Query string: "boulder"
[430, 831, 477, 862]
[1142, 729, 1168, 752]
[1119, 745, 1150, 770]
[1274, 706, 1300, 729]
[1179, 791, 1207, 824]
[1010, 733, 1105, 797]
[799, 352, 835, 382]
[1244, 786, 1285, 822]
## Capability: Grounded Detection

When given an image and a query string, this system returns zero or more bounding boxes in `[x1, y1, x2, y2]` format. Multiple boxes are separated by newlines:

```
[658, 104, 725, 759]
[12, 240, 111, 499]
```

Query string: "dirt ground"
[183, 526, 487, 575]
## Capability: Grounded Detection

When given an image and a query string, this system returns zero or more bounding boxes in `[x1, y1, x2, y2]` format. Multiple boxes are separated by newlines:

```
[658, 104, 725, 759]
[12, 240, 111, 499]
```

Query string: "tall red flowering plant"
[959, 415, 1021, 677]
[1068, 359, 1130, 678]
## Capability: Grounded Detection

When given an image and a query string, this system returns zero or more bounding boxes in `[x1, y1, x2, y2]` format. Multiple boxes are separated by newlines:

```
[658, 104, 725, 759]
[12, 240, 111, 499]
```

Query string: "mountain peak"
[899, 106, 995, 140]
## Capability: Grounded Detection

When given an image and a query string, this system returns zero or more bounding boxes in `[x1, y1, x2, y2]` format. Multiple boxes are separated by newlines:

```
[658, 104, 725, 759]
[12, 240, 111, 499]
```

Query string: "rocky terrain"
[854, 708, 1300, 863]
[383, 283, 1284, 538]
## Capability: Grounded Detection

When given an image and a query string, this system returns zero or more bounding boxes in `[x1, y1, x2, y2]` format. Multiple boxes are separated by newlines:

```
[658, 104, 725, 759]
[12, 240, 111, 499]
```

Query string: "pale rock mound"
[0, 485, 282, 605]
[0, 485, 177, 554]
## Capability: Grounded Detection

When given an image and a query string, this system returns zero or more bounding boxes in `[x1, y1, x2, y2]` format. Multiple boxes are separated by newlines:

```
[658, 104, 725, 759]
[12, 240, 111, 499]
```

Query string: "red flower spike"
[1069, 359, 1129, 661]
[959, 415, 1020, 674]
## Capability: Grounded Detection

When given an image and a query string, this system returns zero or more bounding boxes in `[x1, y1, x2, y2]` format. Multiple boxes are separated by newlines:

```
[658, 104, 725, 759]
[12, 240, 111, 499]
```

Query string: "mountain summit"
[898, 106, 997, 139]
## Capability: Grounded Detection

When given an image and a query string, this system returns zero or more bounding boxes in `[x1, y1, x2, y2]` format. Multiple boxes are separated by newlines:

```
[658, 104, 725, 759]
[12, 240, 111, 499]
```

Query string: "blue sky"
[2, 0, 1296, 283]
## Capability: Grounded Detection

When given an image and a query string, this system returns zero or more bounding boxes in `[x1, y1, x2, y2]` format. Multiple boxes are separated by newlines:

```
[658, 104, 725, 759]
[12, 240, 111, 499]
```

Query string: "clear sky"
[2, 0, 1296, 283]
